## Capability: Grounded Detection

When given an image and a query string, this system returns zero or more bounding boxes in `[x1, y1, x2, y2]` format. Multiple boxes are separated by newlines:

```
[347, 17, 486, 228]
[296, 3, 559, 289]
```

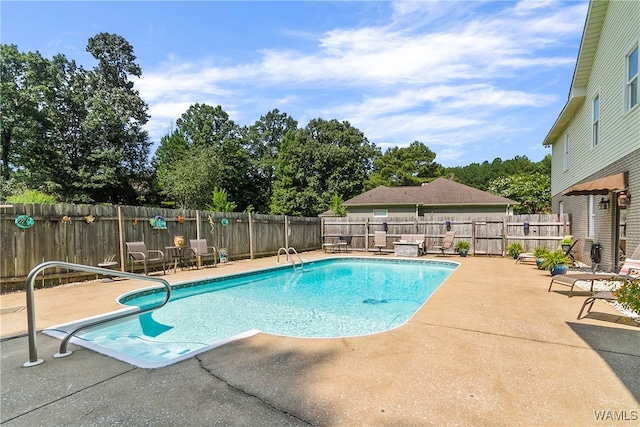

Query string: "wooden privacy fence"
[322, 214, 571, 256]
[0, 204, 321, 291]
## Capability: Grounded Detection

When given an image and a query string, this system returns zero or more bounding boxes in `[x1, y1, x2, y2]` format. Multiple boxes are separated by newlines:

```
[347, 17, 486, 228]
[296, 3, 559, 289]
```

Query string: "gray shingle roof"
[344, 178, 518, 206]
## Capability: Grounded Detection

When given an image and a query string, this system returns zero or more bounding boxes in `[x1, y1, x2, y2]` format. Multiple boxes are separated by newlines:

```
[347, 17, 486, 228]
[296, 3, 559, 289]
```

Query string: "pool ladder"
[277, 247, 303, 270]
[22, 261, 171, 367]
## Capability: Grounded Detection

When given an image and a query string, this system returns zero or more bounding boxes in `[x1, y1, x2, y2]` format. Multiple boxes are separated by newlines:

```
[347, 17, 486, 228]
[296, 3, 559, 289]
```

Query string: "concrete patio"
[1, 252, 639, 426]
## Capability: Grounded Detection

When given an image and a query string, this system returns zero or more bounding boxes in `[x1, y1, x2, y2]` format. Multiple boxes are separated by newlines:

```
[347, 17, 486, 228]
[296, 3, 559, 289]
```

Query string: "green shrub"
[533, 246, 550, 259]
[561, 236, 573, 245]
[507, 242, 523, 258]
[6, 190, 57, 204]
[614, 277, 640, 316]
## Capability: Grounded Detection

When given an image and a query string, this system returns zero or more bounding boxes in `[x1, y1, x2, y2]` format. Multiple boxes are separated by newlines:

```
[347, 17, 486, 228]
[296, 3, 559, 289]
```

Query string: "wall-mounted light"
[617, 192, 630, 209]
[598, 197, 610, 210]
[523, 222, 530, 235]
[445, 220, 451, 231]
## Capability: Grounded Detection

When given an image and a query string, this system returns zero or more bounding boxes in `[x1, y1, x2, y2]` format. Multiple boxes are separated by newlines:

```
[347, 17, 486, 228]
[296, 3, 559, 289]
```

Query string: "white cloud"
[137, 0, 586, 166]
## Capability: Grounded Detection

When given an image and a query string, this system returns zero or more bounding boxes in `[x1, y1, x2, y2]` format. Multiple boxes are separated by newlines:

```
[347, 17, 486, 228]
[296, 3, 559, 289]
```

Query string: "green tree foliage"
[329, 193, 347, 217]
[244, 109, 298, 213]
[270, 118, 379, 216]
[207, 187, 237, 212]
[1, 34, 151, 204]
[487, 173, 551, 214]
[446, 155, 551, 213]
[365, 141, 443, 189]
[160, 147, 223, 209]
[6, 189, 57, 204]
[0, 45, 51, 188]
[153, 103, 251, 209]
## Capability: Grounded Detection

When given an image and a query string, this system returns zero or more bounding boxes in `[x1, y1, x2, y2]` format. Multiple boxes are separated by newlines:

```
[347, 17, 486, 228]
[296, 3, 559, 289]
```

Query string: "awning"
[562, 172, 627, 196]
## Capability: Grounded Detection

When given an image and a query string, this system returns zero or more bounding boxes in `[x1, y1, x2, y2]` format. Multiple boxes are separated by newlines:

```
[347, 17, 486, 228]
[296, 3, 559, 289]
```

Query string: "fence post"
[117, 206, 125, 272]
[248, 212, 254, 259]
[284, 215, 289, 249]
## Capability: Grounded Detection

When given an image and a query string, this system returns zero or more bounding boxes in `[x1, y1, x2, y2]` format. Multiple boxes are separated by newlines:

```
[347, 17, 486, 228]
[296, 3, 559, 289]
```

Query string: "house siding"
[550, 0, 640, 197]
[552, 148, 639, 271]
[548, 1, 639, 272]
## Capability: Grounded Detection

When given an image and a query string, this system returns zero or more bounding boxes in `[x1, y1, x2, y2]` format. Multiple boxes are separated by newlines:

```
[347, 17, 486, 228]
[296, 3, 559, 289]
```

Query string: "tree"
[270, 118, 379, 216]
[153, 103, 253, 210]
[329, 193, 347, 217]
[80, 32, 151, 204]
[207, 187, 237, 212]
[244, 109, 298, 212]
[158, 147, 223, 209]
[487, 173, 551, 214]
[0, 45, 51, 190]
[365, 141, 443, 189]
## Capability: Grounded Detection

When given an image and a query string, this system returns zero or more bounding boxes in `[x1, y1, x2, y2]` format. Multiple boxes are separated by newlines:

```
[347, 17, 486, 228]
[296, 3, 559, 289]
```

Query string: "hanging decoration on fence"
[150, 215, 167, 229]
[132, 217, 139, 226]
[62, 215, 72, 224]
[208, 215, 215, 235]
[15, 215, 35, 229]
[177, 214, 185, 223]
[221, 218, 229, 227]
[84, 214, 95, 224]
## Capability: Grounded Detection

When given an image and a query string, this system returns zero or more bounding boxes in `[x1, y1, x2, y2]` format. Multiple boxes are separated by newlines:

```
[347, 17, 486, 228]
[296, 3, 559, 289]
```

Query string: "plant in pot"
[507, 242, 524, 259]
[561, 236, 573, 252]
[540, 249, 570, 276]
[533, 246, 550, 269]
[454, 240, 470, 257]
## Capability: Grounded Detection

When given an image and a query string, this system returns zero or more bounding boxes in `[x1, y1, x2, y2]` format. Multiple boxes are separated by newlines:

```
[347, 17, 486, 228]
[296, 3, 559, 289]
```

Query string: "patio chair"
[434, 231, 456, 256]
[189, 239, 217, 268]
[125, 241, 165, 275]
[374, 231, 387, 253]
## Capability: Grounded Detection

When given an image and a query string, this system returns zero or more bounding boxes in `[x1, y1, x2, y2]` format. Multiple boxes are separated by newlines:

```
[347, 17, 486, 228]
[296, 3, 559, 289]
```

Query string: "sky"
[2, 0, 589, 167]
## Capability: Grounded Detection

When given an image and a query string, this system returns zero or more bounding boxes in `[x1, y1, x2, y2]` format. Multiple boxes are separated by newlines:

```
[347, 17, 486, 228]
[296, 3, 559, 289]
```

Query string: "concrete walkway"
[2, 252, 639, 426]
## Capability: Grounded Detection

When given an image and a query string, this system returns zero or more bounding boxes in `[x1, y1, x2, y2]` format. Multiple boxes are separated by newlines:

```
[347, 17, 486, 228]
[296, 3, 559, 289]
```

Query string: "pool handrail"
[23, 261, 171, 367]
[277, 247, 303, 270]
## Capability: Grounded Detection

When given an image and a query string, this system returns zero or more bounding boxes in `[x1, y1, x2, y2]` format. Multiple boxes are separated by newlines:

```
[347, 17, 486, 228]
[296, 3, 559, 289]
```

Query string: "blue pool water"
[47, 257, 457, 368]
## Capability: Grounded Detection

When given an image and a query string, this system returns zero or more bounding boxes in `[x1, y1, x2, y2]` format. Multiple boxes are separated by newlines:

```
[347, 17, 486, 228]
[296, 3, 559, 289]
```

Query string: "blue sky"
[2, 0, 588, 167]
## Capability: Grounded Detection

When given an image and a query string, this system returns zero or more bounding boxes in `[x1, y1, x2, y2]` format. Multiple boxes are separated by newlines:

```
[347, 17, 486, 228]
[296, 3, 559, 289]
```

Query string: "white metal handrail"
[277, 247, 303, 270]
[23, 261, 171, 367]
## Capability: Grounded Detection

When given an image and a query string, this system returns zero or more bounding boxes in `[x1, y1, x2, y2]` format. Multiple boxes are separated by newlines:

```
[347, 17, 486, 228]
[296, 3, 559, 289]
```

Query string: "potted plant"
[454, 240, 470, 257]
[533, 246, 550, 269]
[540, 249, 570, 276]
[507, 242, 524, 259]
[561, 236, 573, 252]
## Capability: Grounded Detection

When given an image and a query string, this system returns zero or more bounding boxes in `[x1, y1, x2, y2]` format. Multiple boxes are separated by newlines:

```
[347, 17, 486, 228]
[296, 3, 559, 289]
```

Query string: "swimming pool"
[46, 257, 457, 368]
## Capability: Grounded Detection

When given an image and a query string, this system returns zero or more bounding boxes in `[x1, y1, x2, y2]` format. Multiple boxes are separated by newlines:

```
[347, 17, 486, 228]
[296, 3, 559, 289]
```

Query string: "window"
[627, 45, 638, 111]
[588, 195, 595, 238]
[373, 209, 388, 217]
[563, 133, 569, 171]
[592, 95, 600, 147]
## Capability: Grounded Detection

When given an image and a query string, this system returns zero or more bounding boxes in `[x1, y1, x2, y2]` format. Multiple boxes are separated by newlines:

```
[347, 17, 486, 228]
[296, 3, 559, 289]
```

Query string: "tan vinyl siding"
[550, 0, 640, 197]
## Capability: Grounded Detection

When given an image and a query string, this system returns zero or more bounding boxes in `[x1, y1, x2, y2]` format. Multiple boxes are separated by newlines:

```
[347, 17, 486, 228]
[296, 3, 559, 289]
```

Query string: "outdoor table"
[165, 246, 190, 273]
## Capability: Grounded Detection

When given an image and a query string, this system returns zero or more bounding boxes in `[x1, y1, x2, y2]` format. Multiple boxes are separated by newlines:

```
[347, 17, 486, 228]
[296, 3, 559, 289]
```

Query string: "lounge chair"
[517, 235, 574, 264]
[548, 244, 640, 297]
[577, 291, 617, 319]
[125, 241, 165, 275]
[189, 239, 217, 268]
[434, 231, 456, 256]
[374, 231, 387, 253]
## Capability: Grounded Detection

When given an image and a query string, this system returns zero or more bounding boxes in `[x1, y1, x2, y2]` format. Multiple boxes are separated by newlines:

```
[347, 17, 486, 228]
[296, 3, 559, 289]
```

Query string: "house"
[340, 178, 518, 218]
[542, 0, 639, 272]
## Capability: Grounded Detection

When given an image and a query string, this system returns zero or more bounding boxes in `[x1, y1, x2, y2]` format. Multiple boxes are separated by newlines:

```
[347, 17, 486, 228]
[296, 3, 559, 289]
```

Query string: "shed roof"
[344, 178, 518, 206]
